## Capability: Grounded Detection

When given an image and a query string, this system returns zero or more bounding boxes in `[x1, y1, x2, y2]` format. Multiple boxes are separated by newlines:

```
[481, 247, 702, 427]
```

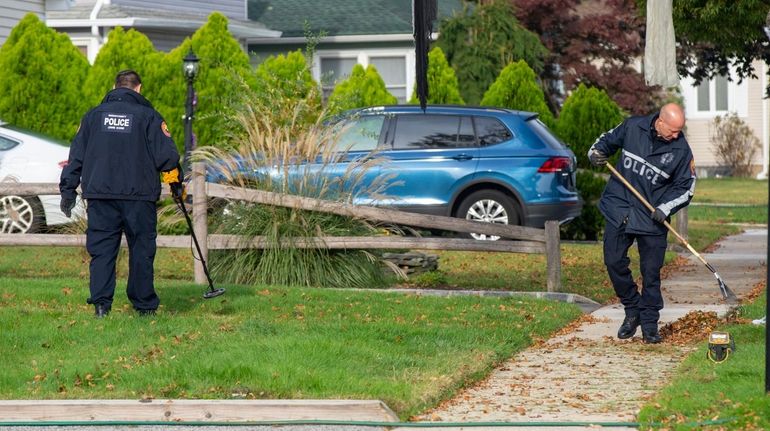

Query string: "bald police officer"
[60, 70, 181, 318]
[588, 103, 696, 343]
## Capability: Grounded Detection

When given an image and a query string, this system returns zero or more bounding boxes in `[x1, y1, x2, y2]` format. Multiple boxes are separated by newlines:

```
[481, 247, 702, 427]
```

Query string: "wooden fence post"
[192, 162, 208, 284]
[544, 220, 561, 292]
[676, 207, 688, 240]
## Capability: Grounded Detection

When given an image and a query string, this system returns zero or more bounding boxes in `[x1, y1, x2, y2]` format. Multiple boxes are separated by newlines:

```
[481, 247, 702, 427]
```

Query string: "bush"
[408, 47, 464, 105]
[480, 60, 554, 128]
[327, 64, 398, 115]
[0, 13, 89, 141]
[711, 113, 760, 177]
[82, 27, 164, 109]
[560, 170, 607, 241]
[197, 87, 399, 288]
[252, 50, 321, 127]
[153, 12, 254, 154]
[556, 84, 625, 170]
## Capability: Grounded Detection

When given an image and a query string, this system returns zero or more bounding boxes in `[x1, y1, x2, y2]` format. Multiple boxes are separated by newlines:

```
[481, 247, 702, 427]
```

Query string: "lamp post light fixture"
[182, 48, 200, 176]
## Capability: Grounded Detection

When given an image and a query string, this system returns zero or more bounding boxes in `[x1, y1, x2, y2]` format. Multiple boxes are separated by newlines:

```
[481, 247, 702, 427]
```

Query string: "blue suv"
[332, 105, 582, 238]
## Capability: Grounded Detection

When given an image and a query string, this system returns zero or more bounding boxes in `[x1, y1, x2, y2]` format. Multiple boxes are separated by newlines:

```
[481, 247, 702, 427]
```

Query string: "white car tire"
[457, 190, 520, 241]
[0, 195, 44, 234]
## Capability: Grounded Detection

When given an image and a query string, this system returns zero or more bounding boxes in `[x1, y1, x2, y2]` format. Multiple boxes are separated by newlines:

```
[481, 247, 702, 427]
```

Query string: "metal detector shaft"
[606, 163, 738, 302]
[175, 195, 217, 293]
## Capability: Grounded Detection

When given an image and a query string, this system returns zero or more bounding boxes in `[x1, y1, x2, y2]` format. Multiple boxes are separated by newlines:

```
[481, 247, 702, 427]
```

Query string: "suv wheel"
[0, 195, 44, 234]
[457, 190, 519, 241]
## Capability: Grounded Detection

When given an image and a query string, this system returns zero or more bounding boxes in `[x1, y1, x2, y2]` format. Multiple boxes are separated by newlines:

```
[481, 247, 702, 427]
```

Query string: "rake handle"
[605, 164, 706, 266]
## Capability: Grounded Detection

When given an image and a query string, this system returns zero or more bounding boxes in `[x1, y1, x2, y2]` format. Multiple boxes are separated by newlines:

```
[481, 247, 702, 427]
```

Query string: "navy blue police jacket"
[60, 88, 180, 202]
[588, 113, 696, 236]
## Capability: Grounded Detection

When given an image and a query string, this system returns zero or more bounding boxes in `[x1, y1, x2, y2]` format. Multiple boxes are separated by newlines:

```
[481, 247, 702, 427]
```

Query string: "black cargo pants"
[603, 221, 668, 331]
[86, 199, 159, 312]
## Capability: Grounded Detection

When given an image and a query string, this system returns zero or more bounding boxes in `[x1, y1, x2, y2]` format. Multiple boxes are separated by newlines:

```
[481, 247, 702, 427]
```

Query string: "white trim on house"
[680, 72, 749, 120]
[313, 47, 416, 103]
[68, 36, 101, 63]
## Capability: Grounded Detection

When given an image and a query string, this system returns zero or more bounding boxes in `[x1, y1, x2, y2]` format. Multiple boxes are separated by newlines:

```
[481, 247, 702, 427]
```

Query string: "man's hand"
[60, 197, 76, 218]
[652, 208, 667, 223]
[589, 150, 608, 167]
[161, 167, 184, 199]
[170, 181, 185, 200]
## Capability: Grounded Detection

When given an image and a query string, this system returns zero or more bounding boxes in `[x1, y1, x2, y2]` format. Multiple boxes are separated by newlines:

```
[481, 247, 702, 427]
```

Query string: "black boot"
[642, 327, 662, 344]
[94, 304, 110, 318]
[617, 315, 640, 339]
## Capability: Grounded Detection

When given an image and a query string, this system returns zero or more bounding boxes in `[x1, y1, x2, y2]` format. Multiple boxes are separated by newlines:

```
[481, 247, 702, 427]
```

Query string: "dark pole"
[183, 77, 194, 176]
[182, 48, 199, 178]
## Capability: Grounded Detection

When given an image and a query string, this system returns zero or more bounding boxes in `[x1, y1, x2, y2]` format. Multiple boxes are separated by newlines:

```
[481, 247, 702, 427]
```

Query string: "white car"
[0, 121, 83, 233]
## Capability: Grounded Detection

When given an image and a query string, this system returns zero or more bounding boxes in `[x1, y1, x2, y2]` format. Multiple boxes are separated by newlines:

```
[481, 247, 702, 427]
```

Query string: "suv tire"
[0, 195, 44, 234]
[456, 190, 519, 241]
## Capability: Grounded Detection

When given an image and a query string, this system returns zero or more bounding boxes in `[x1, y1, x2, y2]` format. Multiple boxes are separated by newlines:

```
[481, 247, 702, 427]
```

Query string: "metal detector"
[173, 193, 225, 299]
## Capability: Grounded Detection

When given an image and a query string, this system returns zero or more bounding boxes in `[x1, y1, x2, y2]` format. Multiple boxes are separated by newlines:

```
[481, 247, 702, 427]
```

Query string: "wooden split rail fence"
[0, 163, 563, 291]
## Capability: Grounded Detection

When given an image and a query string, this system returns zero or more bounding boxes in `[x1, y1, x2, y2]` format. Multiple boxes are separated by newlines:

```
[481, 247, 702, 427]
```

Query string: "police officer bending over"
[60, 70, 182, 318]
[588, 103, 696, 344]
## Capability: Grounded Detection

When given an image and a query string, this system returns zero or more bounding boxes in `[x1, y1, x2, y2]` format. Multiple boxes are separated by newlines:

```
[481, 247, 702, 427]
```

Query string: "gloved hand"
[60, 196, 76, 218]
[651, 208, 667, 223]
[170, 181, 185, 200]
[589, 150, 608, 166]
[161, 167, 184, 199]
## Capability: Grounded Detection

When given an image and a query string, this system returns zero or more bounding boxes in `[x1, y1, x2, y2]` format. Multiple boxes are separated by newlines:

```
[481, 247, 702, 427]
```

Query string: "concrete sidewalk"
[404, 228, 767, 431]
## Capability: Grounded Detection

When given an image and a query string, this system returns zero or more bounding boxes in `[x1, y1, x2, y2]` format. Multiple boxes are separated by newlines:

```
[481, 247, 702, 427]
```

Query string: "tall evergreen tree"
[154, 12, 254, 154]
[252, 50, 321, 125]
[480, 60, 554, 127]
[436, 0, 548, 105]
[556, 83, 624, 170]
[555, 83, 625, 241]
[0, 13, 89, 141]
[327, 64, 398, 115]
[408, 47, 464, 105]
[83, 27, 164, 109]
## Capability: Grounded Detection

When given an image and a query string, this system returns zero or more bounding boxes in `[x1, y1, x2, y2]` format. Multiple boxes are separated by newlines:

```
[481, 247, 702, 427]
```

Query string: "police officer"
[588, 103, 696, 344]
[59, 70, 182, 318]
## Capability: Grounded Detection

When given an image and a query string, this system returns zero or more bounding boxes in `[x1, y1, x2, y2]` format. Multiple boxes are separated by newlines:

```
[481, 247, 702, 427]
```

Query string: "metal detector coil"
[707, 331, 735, 363]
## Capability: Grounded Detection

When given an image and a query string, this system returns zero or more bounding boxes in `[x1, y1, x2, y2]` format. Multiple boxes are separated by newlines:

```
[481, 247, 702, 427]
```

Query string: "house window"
[696, 75, 728, 113]
[316, 50, 413, 103]
[320, 57, 357, 99]
[370, 56, 407, 102]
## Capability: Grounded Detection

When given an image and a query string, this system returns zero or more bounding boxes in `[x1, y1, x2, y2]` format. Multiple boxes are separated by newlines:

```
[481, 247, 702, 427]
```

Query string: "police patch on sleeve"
[161, 121, 171, 137]
[101, 113, 133, 134]
[690, 158, 696, 176]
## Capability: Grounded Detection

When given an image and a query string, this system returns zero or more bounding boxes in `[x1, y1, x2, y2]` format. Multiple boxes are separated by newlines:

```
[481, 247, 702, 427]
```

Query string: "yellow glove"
[161, 168, 180, 184]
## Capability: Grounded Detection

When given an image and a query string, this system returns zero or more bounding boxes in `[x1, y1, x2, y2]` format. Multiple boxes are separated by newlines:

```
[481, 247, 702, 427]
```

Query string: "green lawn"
[0, 277, 581, 419]
[638, 288, 769, 430]
[693, 178, 768, 205]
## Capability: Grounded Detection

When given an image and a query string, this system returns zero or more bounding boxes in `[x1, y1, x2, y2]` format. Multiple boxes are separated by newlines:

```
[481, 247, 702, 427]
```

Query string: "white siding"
[681, 61, 764, 173]
[0, 0, 45, 47]
[113, 0, 244, 20]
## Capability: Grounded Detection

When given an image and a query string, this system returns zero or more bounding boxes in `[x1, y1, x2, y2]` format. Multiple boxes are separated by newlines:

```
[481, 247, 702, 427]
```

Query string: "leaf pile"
[659, 310, 720, 345]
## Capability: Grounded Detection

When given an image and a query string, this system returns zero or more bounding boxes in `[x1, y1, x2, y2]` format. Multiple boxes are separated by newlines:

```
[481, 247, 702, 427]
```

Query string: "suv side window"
[474, 116, 512, 146]
[334, 115, 386, 152]
[0, 135, 19, 151]
[393, 114, 473, 149]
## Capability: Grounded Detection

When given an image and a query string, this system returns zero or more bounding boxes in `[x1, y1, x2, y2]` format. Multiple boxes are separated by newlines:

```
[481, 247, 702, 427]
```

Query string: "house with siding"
[43, 0, 279, 62]
[246, 0, 465, 103]
[0, 0, 46, 46]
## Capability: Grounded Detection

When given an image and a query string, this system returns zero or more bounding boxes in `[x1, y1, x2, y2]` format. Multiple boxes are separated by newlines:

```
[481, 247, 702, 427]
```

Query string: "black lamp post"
[182, 48, 200, 176]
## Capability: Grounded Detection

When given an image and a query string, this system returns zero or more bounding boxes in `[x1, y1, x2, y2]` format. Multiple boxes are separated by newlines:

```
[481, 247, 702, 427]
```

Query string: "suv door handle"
[452, 154, 473, 161]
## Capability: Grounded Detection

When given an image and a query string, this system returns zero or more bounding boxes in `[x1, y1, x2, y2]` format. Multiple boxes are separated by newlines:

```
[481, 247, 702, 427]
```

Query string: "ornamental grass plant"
[196, 80, 401, 288]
